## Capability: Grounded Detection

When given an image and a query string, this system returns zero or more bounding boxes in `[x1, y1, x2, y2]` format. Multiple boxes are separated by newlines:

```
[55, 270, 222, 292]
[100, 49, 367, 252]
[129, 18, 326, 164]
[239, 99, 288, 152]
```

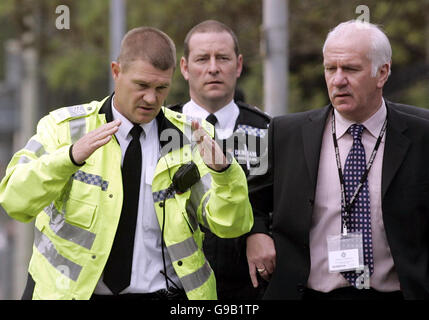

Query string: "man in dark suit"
[251, 20, 429, 300]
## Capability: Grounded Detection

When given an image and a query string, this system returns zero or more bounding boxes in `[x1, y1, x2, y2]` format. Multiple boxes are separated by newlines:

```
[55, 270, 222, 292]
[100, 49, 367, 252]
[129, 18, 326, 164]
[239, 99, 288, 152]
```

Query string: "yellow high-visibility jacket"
[0, 95, 253, 300]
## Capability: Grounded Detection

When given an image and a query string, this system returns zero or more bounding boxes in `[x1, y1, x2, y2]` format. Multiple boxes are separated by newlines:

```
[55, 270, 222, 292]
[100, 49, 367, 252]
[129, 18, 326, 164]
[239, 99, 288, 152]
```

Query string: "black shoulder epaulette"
[236, 101, 271, 120]
[235, 100, 271, 128]
[167, 103, 184, 113]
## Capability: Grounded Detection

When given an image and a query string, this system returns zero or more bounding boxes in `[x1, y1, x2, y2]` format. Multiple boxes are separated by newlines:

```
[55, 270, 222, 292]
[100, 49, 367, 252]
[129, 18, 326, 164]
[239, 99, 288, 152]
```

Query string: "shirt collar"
[363, 98, 387, 140]
[186, 99, 239, 130]
[212, 100, 239, 131]
[334, 98, 387, 140]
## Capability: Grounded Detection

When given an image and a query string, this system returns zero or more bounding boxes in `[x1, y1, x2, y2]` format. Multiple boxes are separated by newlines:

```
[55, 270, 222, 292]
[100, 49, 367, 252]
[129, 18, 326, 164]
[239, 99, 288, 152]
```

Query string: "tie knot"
[129, 124, 143, 140]
[348, 124, 364, 141]
[206, 114, 218, 126]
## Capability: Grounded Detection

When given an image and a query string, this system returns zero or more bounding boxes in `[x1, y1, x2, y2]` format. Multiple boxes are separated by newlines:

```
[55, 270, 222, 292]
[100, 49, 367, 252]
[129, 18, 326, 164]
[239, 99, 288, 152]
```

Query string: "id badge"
[327, 232, 364, 273]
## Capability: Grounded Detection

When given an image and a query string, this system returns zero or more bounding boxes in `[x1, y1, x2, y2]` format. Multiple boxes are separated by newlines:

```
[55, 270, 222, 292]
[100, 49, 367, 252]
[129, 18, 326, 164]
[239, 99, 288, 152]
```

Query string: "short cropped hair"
[117, 26, 176, 71]
[323, 20, 392, 77]
[183, 20, 240, 60]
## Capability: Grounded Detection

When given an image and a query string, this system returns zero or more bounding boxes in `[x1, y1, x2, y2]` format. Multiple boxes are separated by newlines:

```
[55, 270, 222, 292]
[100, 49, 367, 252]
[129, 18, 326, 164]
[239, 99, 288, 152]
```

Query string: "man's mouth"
[334, 92, 351, 98]
[138, 106, 154, 111]
[205, 80, 223, 85]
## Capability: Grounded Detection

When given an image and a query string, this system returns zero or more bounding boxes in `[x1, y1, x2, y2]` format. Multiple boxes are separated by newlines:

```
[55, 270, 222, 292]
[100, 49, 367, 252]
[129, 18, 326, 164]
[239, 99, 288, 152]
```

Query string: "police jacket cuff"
[209, 151, 233, 173]
[69, 145, 85, 167]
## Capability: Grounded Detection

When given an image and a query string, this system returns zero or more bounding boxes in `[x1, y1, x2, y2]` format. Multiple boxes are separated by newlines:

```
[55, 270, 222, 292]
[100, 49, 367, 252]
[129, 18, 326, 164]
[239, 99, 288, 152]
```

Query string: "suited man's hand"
[192, 120, 228, 171]
[247, 233, 276, 288]
[72, 119, 121, 164]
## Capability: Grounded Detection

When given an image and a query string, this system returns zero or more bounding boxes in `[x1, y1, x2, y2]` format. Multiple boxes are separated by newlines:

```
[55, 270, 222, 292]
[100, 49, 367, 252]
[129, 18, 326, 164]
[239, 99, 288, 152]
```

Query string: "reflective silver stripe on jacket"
[167, 236, 199, 262]
[180, 261, 213, 293]
[201, 194, 211, 228]
[72, 170, 109, 191]
[67, 105, 87, 118]
[18, 156, 31, 164]
[186, 173, 212, 230]
[34, 228, 82, 282]
[53, 104, 87, 123]
[44, 203, 96, 250]
[24, 139, 47, 157]
[69, 117, 87, 143]
[17, 140, 48, 164]
[152, 188, 176, 203]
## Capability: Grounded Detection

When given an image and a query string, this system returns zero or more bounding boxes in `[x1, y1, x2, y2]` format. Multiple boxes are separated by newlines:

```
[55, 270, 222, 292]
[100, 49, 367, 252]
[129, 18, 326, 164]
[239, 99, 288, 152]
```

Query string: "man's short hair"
[117, 26, 176, 71]
[183, 20, 240, 60]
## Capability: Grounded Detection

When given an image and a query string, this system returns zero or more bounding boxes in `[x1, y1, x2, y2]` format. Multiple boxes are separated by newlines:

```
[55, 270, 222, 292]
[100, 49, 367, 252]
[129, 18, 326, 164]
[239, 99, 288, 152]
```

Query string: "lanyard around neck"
[331, 109, 387, 235]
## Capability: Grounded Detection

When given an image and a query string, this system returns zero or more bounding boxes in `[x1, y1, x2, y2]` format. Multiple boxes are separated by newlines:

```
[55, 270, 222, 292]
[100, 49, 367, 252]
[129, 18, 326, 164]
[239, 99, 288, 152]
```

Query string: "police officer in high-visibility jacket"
[0, 26, 253, 300]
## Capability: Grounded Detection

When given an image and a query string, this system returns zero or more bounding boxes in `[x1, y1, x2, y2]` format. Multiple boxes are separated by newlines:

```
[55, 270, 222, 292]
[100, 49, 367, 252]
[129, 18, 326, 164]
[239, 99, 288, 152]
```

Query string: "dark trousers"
[21, 273, 187, 300]
[91, 287, 187, 300]
[21, 273, 35, 300]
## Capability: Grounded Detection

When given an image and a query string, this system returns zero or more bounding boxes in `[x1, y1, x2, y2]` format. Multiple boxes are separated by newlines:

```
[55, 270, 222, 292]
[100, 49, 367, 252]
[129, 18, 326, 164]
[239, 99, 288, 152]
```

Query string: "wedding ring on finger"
[257, 267, 266, 273]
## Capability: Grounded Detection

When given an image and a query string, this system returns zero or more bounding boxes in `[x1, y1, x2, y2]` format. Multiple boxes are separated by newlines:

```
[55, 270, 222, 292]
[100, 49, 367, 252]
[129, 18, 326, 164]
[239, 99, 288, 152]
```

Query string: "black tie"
[205, 113, 218, 126]
[206, 114, 218, 142]
[104, 124, 142, 294]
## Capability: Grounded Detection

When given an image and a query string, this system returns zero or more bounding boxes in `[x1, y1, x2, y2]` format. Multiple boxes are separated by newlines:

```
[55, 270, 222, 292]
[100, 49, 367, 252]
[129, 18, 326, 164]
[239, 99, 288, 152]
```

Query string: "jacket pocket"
[64, 198, 97, 229]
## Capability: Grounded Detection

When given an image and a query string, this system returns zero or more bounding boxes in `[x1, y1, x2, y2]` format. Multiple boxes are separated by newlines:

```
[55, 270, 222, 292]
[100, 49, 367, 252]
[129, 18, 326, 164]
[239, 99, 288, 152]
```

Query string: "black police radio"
[171, 161, 200, 194]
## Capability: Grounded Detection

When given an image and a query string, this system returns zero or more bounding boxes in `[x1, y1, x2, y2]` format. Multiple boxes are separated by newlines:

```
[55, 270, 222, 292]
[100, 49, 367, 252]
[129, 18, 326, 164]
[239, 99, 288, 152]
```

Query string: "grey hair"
[323, 20, 392, 77]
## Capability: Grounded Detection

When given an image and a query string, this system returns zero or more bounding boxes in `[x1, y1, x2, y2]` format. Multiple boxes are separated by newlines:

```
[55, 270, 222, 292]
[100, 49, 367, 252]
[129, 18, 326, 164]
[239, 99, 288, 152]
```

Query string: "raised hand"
[72, 119, 121, 164]
[191, 120, 228, 171]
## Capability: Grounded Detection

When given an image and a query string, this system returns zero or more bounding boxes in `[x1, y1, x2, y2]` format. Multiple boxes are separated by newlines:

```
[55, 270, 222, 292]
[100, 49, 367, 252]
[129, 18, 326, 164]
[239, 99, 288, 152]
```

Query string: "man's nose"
[208, 57, 220, 75]
[143, 89, 157, 105]
[332, 70, 348, 87]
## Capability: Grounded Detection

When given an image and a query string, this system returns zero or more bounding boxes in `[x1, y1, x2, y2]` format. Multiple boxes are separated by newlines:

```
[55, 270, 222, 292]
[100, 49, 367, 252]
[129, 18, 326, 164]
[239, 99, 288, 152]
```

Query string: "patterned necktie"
[104, 124, 142, 294]
[341, 124, 374, 287]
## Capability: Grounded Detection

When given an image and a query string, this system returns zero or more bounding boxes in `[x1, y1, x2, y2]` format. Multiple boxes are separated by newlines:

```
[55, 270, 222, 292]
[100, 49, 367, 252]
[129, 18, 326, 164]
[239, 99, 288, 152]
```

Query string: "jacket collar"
[99, 93, 188, 152]
[155, 105, 190, 151]
[99, 93, 114, 122]
[381, 100, 409, 198]
[301, 102, 410, 200]
[302, 105, 331, 191]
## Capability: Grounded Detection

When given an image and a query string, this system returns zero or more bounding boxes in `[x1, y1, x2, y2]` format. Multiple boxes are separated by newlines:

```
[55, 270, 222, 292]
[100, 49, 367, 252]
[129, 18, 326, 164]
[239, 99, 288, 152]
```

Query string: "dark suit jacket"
[250, 100, 429, 299]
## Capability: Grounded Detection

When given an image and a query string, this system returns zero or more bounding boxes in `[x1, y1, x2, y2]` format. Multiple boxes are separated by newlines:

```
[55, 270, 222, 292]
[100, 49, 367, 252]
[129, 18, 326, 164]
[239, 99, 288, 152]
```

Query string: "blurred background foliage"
[0, 0, 428, 115]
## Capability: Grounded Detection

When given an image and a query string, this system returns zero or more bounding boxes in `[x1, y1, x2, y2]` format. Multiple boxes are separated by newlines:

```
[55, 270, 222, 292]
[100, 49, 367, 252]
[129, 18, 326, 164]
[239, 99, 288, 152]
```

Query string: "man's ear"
[236, 54, 243, 78]
[111, 61, 121, 80]
[377, 62, 390, 89]
[180, 56, 189, 81]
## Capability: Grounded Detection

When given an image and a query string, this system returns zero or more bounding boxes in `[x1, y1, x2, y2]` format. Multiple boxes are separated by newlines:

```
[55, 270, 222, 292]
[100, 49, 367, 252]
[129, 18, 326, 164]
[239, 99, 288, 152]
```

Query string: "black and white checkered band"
[235, 124, 267, 138]
[152, 188, 176, 203]
[72, 170, 109, 191]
